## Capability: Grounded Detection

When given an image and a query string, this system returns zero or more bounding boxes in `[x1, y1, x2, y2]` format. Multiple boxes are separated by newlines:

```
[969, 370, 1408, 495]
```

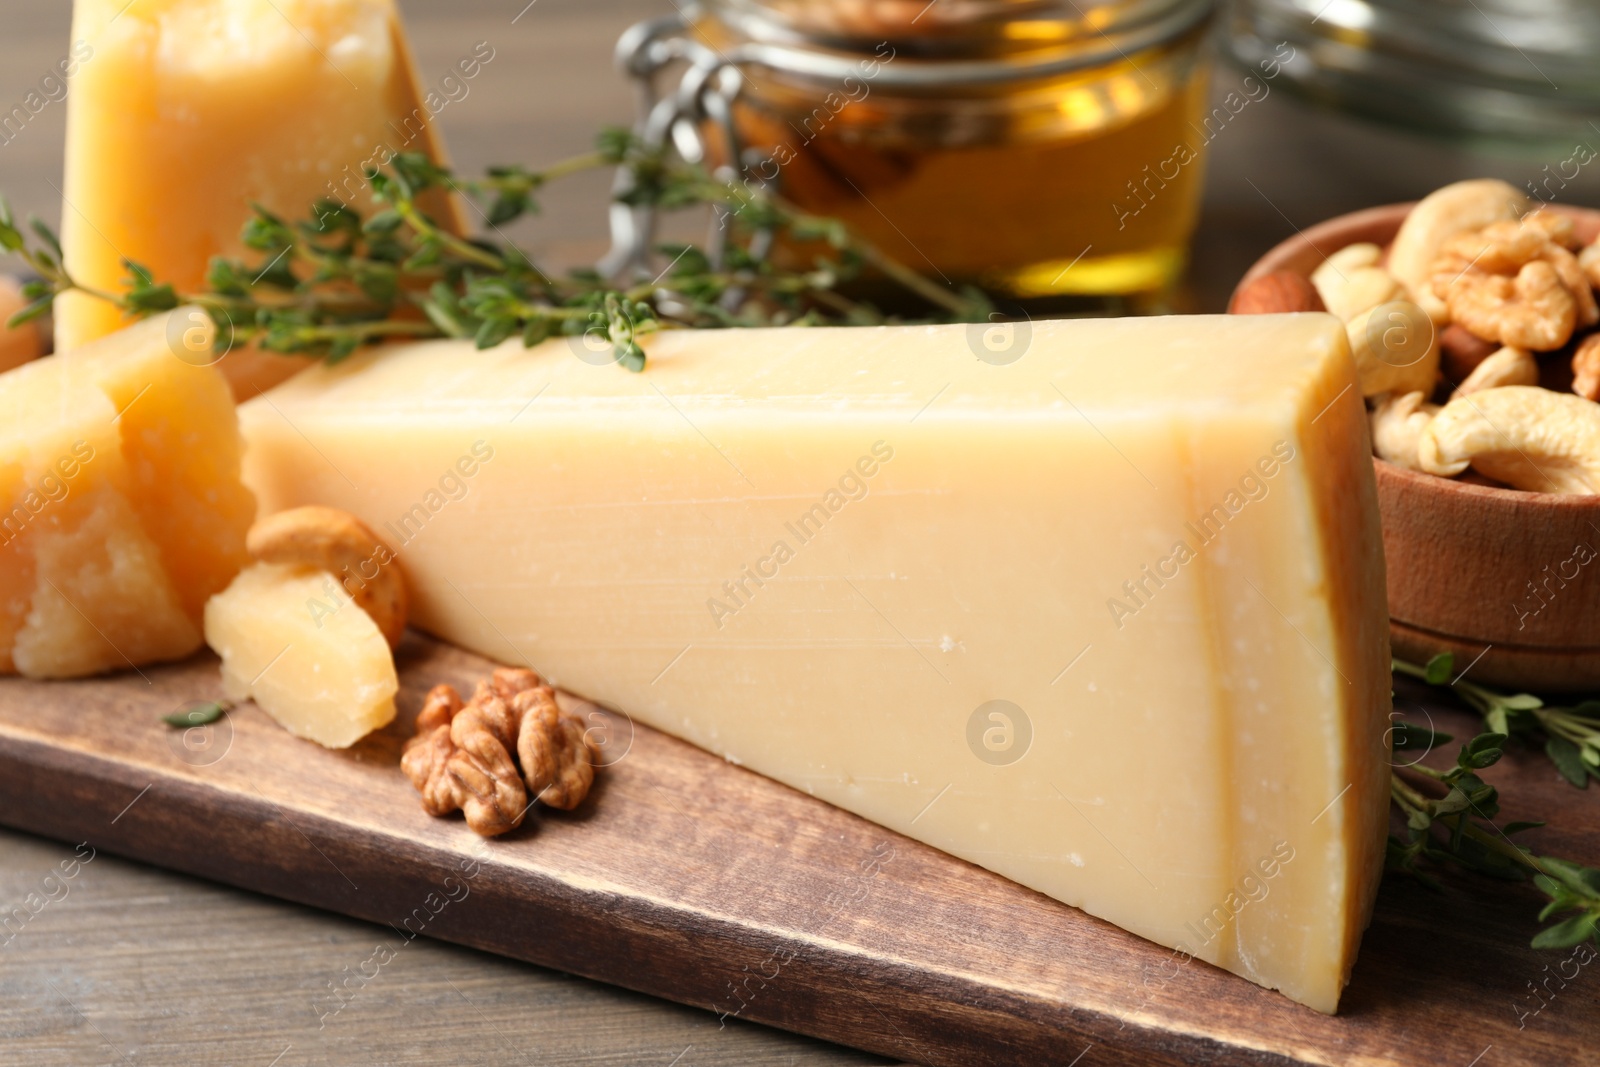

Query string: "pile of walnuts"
[1235, 179, 1600, 495]
[402, 667, 598, 836]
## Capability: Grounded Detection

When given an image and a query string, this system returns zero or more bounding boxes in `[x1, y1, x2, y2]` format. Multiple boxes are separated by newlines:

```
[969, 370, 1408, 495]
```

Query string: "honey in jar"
[693, 0, 1217, 300]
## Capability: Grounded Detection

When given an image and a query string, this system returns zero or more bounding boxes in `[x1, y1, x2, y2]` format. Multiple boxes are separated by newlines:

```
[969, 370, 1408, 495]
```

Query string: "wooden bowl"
[1232, 203, 1600, 692]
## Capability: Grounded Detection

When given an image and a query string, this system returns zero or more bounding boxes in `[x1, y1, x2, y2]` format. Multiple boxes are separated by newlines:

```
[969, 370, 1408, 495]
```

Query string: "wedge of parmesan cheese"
[239, 315, 1391, 1012]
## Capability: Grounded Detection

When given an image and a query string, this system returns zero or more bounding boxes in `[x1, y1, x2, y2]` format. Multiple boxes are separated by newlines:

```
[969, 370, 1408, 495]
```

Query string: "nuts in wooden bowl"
[1231, 186, 1600, 691]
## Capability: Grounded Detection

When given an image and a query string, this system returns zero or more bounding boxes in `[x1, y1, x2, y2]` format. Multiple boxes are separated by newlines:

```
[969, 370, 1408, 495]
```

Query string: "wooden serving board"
[0, 636, 1596, 1066]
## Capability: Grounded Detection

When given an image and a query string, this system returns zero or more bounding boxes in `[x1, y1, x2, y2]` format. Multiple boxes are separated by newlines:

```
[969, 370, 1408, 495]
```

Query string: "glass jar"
[688, 0, 1217, 301]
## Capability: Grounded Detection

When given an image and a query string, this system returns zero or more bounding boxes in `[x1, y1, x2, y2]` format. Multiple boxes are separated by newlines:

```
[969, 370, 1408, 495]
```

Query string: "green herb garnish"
[162, 702, 229, 728]
[1, 130, 987, 371]
[1396, 653, 1600, 787]
[1390, 658, 1600, 949]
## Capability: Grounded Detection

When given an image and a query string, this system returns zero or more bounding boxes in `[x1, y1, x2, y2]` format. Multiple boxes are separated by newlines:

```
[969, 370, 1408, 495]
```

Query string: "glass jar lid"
[696, 0, 1214, 88]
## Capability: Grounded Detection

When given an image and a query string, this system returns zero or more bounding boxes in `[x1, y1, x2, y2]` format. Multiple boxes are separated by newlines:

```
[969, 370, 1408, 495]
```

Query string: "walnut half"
[1428, 219, 1597, 351]
[401, 667, 599, 836]
[403, 684, 465, 818]
[446, 683, 529, 837]
[516, 686, 596, 810]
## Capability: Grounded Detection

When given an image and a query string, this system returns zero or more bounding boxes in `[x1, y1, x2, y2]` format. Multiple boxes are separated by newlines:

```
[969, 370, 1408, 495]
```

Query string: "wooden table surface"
[2, 2, 1598, 1065]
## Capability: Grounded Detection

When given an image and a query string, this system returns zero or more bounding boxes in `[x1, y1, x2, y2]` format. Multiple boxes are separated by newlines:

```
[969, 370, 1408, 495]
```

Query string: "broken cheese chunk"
[0, 312, 254, 677]
[205, 561, 398, 748]
[239, 316, 1390, 1012]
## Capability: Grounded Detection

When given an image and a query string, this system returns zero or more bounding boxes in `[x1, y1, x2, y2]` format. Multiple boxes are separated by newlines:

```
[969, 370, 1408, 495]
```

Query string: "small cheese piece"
[57, 0, 462, 396]
[240, 316, 1391, 1012]
[0, 311, 254, 677]
[205, 562, 398, 748]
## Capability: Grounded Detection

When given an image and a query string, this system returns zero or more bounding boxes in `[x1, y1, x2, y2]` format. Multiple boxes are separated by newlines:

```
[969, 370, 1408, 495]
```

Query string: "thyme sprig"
[1388, 664, 1600, 949]
[1388, 730, 1545, 887]
[161, 701, 231, 728]
[1387, 730, 1600, 949]
[1, 129, 987, 370]
[1395, 653, 1600, 788]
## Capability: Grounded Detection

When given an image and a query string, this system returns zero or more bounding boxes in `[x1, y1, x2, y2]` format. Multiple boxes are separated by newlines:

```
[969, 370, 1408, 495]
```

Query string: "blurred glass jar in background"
[1231, 0, 1600, 147]
[689, 0, 1217, 301]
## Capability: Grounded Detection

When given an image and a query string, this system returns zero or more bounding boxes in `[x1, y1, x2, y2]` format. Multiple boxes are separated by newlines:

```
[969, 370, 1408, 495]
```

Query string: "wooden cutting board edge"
[0, 680, 1261, 1067]
[1, 645, 1593, 1067]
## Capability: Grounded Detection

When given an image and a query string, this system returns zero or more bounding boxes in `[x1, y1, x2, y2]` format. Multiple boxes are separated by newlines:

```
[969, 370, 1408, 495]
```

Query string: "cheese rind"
[240, 316, 1390, 1011]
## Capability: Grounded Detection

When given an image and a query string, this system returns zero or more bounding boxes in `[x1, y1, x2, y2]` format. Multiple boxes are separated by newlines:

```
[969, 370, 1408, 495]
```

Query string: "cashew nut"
[1345, 299, 1440, 397]
[246, 506, 409, 647]
[1314, 264, 1405, 323]
[1317, 242, 1382, 276]
[1389, 179, 1528, 305]
[1450, 345, 1538, 400]
[1310, 244, 1388, 321]
[1418, 386, 1600, 494]
[1574, 334, 1600, 402]
[1370, 391, 1439, 471]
